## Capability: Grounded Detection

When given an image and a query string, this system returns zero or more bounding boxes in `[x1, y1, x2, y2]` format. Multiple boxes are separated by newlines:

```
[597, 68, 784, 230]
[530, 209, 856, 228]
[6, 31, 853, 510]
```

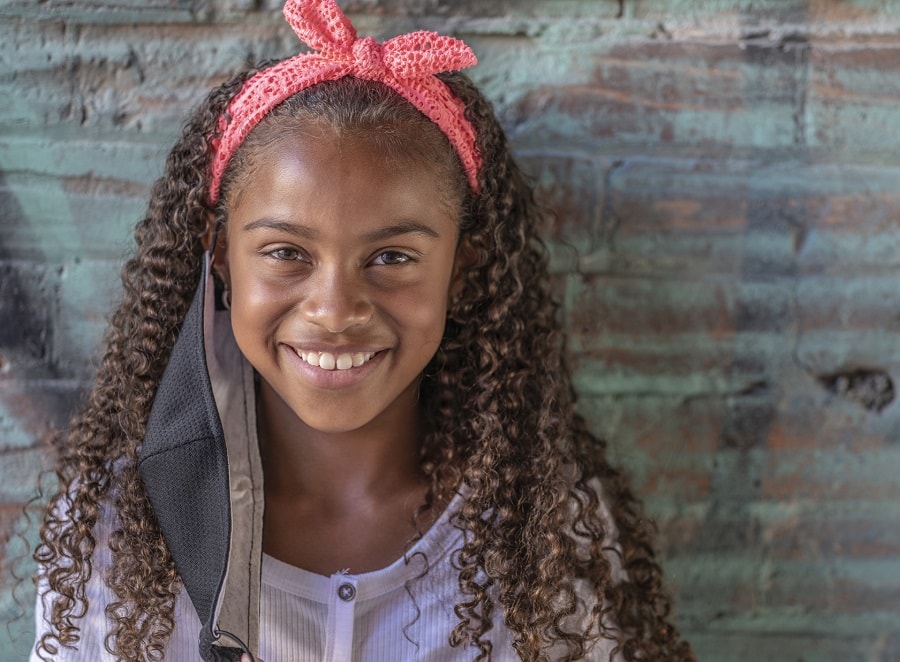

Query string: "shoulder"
[32, 491, 201, 661]
[568, 476, 626, 578]
[31, 494, 118, 661]
[567, 477, 630, 659]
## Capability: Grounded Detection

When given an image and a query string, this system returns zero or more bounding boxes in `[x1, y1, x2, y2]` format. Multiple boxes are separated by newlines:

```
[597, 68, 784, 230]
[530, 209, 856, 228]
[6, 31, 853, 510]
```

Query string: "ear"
[449, 236, 476, 301]
[202, 213, 230, 286]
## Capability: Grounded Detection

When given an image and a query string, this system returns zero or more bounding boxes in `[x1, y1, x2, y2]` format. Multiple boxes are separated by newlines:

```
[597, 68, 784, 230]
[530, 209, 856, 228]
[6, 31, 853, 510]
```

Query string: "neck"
[257, 379, 425, 505]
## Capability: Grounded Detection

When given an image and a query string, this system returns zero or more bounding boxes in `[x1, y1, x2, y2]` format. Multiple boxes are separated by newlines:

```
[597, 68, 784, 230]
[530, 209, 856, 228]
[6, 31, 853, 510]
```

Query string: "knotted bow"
[208, 0, 481, 203]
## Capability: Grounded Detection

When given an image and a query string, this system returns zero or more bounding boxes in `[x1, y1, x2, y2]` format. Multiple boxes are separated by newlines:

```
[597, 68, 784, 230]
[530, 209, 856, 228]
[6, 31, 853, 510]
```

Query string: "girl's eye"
[268, 247, 302, 261]
[373, 250, 413, 266]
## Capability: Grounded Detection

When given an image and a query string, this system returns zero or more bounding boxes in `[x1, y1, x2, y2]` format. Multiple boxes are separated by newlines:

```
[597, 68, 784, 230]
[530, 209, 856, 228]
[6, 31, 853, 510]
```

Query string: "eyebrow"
[241, 218, 441, 241]
[242, 218, 318, 239]
[363, 222, 440, 242]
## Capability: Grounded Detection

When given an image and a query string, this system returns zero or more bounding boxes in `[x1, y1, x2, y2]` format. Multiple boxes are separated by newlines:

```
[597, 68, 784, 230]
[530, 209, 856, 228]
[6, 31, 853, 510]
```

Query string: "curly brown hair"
[33, 67, 695, 662]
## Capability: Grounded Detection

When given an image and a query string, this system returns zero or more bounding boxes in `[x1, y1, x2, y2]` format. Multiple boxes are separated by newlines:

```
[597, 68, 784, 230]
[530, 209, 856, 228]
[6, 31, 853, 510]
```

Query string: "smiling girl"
[31, 1, 694, 660]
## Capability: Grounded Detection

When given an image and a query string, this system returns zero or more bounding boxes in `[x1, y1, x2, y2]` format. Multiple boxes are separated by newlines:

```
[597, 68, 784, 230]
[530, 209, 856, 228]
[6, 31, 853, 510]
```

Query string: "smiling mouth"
[294, 349, 376, 371]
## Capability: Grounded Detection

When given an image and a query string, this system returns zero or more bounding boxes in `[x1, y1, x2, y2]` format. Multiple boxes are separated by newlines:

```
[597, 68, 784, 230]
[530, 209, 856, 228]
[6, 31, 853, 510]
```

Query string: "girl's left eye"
[372, 251, 413, 266]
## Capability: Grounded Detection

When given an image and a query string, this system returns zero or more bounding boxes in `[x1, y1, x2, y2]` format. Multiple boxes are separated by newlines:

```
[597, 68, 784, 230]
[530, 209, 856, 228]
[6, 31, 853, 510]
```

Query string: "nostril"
[298, 292, 374, 333]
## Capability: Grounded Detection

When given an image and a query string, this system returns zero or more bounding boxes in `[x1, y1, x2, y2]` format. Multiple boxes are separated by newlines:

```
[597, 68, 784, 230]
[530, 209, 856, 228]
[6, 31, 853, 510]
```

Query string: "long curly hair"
[33, 66, 695, 661]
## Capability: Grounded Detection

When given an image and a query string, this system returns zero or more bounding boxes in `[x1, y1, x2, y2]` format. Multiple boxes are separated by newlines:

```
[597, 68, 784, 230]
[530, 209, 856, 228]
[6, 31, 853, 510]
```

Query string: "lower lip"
[281, 345, 386, 390]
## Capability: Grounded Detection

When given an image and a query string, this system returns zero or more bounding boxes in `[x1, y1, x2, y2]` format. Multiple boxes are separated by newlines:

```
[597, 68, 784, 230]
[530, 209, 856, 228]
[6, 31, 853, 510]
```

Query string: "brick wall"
[3, 1, 900, 659]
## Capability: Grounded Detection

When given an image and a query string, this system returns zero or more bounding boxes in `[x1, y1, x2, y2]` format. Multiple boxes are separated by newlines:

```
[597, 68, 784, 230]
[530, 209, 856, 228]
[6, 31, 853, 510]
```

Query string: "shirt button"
[337, 583, 356, 601]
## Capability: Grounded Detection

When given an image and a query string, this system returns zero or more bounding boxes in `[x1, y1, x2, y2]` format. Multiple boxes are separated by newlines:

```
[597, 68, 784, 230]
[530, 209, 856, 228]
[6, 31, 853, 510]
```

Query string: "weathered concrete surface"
[4, 1, 900, 660]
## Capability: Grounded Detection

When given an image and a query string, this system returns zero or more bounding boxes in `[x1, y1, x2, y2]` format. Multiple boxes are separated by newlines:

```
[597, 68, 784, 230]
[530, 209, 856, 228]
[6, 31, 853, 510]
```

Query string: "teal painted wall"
[3, 1, 900, 659]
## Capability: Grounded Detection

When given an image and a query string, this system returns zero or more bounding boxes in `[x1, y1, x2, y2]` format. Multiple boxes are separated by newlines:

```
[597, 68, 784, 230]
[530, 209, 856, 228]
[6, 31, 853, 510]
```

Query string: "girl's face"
[220, 125, 463, 436]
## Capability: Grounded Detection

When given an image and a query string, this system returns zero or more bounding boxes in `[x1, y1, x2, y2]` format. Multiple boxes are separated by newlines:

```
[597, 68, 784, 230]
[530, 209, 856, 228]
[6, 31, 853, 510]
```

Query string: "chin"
[299, 416, 370, 435]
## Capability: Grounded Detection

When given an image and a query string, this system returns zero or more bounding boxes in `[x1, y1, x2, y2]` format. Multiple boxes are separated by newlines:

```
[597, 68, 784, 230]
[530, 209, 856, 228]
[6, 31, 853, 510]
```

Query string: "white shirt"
[32, 490, 622, 661]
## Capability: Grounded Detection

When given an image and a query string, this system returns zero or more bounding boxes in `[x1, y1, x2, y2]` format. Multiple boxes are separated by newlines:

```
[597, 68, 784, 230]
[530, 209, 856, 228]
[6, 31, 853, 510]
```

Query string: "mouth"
[293, 349, 377, 371]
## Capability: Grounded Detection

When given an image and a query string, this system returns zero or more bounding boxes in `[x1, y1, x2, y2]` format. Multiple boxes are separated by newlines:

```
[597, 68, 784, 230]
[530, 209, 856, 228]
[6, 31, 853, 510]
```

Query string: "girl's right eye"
[267, 247, 303, 261]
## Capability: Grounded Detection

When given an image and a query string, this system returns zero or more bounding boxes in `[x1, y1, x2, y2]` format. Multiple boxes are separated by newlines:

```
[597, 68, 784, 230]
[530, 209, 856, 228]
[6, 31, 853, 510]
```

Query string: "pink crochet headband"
[208, 0, 482, 204]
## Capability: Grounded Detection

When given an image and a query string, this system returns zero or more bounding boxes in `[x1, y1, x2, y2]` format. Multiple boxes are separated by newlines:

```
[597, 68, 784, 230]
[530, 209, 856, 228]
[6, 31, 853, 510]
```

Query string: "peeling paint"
[818, 368, 895, 413]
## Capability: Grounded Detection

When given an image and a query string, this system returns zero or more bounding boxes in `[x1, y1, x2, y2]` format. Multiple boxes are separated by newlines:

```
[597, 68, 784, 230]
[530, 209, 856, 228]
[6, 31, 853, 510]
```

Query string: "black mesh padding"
[138, 273, 233, 661]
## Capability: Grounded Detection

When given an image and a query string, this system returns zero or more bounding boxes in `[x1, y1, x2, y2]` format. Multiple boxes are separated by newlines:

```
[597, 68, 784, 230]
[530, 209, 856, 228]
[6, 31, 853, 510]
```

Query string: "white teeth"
[297, 349, 375, 371]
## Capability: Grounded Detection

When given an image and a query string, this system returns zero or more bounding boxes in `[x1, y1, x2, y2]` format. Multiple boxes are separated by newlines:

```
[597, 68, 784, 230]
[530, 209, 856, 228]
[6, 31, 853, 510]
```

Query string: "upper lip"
[282, 342, 385, 355]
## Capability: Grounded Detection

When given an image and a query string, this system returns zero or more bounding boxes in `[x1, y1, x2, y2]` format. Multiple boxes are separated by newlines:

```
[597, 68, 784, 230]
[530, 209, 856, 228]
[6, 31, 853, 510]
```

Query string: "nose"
[298, 264, 373, 333]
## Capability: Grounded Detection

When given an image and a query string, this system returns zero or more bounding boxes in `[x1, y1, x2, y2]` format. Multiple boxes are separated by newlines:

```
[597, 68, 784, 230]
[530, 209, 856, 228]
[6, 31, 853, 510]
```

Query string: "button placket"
[325, 574, 358, 661]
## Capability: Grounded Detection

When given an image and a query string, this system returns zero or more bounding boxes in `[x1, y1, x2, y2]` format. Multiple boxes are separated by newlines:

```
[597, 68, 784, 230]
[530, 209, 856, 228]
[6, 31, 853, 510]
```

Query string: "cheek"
[391, 280, 451, 345]
[227, 268, 290, 349]
[229, 255, 295, 312]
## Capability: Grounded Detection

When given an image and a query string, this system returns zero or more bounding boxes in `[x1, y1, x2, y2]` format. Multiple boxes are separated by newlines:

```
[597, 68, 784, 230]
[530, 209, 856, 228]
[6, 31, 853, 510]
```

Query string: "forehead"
[226, 128, 461, 237]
